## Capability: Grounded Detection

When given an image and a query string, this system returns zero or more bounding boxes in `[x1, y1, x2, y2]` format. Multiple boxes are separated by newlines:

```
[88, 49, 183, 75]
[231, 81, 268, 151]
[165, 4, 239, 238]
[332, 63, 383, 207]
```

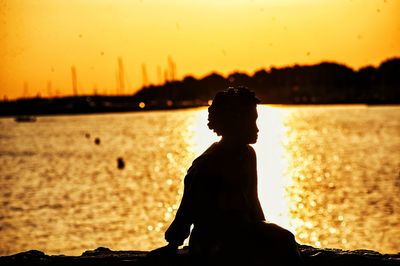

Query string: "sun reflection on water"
[253, 106, 292, 229]
[0, 106, 398, 255]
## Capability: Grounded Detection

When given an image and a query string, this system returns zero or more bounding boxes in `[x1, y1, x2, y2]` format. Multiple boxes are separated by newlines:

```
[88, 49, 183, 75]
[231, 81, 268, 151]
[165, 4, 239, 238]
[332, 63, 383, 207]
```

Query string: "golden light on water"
[0, 106, 398, 255]
[254, 107, 293, 229]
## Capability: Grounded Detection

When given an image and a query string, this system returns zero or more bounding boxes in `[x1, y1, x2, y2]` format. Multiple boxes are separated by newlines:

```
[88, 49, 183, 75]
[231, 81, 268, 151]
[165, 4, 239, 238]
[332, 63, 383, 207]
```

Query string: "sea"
[0, 105, 399, 255]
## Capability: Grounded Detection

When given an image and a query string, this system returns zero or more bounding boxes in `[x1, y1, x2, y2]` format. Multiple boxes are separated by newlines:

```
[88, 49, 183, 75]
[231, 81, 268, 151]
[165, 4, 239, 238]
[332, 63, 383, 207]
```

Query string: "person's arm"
[248, 146, 266, 220]
[164, 158, 201, 246]
[149, 158, 205, 257]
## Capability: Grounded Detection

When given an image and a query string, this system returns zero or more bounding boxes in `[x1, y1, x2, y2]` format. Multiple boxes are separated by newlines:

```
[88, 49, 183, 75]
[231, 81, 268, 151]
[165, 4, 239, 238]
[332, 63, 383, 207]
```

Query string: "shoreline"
[1, 245, 399, 266]
[1, 93, 399, 118]
[1, 103, 400, 119]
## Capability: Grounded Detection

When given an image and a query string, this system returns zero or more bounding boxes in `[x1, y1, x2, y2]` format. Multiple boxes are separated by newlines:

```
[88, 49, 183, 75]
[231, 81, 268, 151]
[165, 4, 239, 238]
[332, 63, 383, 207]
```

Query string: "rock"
[0, 245, 399, 266]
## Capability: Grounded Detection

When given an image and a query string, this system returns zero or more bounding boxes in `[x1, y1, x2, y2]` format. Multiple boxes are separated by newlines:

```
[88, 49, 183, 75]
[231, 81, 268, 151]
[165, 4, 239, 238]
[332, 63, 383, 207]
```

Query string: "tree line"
[134, 57, 400, 105]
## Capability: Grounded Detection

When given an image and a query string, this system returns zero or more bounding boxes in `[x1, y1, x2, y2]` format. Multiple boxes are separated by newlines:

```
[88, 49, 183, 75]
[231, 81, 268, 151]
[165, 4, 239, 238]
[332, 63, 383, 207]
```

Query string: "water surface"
[0, 105, 399, 255]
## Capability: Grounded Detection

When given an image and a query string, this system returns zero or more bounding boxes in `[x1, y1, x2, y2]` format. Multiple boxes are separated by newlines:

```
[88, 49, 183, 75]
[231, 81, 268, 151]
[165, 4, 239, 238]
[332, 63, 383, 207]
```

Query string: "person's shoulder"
[195, 142, 220, 163]
[183, 144, 219, 183]
[188, 143, 220, 170]
[246, 144, 257, 159]
[246, 144, 256, 154]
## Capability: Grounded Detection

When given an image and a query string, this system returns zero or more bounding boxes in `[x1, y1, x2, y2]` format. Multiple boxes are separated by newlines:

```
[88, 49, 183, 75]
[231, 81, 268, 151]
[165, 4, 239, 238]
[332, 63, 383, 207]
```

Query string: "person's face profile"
[243, 106, 259, 144]
[228, 106, 258, 144]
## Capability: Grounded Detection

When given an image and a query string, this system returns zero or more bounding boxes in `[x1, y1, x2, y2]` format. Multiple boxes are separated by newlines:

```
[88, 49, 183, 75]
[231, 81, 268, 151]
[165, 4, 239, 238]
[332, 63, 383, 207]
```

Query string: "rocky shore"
[1, 245, 399, 266]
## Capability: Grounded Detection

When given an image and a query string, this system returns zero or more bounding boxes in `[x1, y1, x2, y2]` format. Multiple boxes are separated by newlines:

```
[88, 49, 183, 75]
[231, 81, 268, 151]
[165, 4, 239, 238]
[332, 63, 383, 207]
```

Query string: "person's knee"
[271, 225, 295, 242]
[284, 229, 295, 241]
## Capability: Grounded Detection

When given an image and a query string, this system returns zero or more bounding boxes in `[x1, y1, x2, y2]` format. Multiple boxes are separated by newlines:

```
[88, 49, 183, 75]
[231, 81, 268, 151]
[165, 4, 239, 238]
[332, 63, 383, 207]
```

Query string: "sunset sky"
[0, 0, 399, 99]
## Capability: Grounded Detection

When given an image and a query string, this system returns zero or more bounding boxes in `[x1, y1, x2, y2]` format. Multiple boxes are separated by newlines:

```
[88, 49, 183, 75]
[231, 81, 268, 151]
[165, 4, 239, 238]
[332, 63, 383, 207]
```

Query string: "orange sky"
[0, 0, 399, 99]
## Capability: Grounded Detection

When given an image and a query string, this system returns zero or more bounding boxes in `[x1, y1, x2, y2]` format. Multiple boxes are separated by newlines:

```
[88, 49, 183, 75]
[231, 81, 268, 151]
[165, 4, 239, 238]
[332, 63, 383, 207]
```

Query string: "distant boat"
[14, 116, 37, 122]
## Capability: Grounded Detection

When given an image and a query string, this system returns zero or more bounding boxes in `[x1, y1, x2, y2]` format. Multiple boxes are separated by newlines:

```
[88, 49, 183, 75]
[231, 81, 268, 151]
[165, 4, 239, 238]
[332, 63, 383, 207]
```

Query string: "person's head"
[208, 87, 260, 144]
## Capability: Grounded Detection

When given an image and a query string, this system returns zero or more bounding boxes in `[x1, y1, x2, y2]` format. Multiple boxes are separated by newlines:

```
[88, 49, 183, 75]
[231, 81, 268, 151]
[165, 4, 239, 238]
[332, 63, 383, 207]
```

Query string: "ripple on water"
[0, 106, 399, 255]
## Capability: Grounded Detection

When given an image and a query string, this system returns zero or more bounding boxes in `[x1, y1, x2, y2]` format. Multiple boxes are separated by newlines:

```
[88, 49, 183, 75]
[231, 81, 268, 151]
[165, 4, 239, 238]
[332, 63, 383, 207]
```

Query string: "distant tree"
[376, 58, 400, 101]
[198, 73, 227, 101]
[227, 72, 253, 88]
[356, 66, 376, 101]
[131, 58, 400, 105]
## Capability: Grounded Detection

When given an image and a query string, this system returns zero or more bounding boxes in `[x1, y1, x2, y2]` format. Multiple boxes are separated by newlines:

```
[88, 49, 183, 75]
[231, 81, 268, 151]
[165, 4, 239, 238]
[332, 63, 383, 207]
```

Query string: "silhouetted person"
[150, 87, 303, 265]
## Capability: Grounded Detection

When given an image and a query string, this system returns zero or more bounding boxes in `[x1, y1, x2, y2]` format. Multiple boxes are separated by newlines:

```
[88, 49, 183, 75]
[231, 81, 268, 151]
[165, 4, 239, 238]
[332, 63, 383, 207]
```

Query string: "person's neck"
[220, 136, 248, 147]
